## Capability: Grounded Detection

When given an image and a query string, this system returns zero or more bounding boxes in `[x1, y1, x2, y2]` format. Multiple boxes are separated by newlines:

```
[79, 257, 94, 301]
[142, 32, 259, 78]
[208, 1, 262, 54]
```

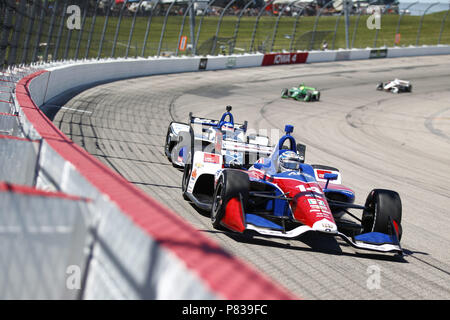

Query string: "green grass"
[5, 11, 450, 65]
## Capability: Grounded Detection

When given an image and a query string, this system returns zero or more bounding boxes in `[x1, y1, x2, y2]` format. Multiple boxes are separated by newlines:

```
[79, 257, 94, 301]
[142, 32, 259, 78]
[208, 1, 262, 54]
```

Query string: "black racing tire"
[316, 92, 320, 101]
[376, 82, 384, 91]
[407, 84, 412, 92]
[164, 127, 173, 160]
[305, 92, 312, 102]
[211, 170, 249, 230]
[181, 163, 191, 200]
[281, 88, 289, 97]
[362, 189, 402, 240]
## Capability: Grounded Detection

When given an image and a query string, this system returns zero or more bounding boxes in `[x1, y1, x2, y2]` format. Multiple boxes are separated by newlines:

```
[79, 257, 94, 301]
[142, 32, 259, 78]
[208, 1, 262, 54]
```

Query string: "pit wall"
[5, 44, 450, 299]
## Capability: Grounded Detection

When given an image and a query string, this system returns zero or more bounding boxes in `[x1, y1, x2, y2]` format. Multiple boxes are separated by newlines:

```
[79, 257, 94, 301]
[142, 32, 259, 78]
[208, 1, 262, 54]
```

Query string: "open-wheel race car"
[281, 84, 320, 102]
[377, 79, 412, 93]
[182, 124, 403, 255]
[164, 106, 271, 168]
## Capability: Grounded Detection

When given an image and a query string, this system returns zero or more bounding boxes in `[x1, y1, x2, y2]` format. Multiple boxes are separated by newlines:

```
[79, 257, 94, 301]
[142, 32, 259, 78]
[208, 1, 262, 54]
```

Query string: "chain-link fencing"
[0, 1, 449, 67]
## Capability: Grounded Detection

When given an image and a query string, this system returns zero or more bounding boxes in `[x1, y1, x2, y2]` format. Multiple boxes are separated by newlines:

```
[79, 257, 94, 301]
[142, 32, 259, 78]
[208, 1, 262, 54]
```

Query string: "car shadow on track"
[201, 229, 411, 263]
[189, 201, 414, 263]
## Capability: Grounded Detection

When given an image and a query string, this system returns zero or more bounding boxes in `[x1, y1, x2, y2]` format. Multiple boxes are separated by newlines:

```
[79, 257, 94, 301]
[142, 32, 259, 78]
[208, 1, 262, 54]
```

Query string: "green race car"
[281, 84, 320, 102]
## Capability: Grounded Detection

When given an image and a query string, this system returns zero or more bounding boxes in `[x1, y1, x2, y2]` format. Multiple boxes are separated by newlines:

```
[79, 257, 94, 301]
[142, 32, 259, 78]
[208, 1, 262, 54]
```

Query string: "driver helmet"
[221, 122, 234, 132]
[278, 151, 302, 173]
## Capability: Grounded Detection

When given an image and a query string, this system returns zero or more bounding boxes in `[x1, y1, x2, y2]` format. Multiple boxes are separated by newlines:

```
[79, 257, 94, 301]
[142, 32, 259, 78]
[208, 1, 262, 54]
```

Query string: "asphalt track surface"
[53, 55, 450, 299]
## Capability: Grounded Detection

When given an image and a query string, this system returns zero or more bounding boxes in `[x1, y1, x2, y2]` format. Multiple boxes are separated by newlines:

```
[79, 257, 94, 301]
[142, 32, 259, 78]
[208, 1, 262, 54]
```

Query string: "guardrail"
[1, 43, 450, 299]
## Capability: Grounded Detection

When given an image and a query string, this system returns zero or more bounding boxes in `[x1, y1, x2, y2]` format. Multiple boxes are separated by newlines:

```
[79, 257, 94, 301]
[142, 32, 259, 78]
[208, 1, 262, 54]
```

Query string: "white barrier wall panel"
[387, 45, 450, 58]
[28, 71, 51, 108]
[0, 191, 92, 299]
[306, 50, 338, 63]
[44, 58, 202, 104]
[83, 205, 217, 300]
[350, 49, 371, 60]
[0, 138, 38, 186]
[205, 54, 264, 70]
[0, 102, 12, 113]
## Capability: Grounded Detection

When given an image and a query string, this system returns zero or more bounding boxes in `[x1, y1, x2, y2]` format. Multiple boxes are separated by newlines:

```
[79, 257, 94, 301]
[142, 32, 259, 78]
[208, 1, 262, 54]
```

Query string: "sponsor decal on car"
[204, 153, 220, 164]
[316, 169, 332, 179]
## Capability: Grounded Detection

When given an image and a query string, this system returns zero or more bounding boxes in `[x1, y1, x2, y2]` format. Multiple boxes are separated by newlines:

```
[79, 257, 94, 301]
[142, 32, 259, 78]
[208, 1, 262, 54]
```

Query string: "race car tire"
[316, 92, 320, 101]
[181, 163, 192, 200]
[362, 189, 402, 240]
[281, 88, 289, 97]
[376, 82, 384, 91]
[164, 126, 173, 160]
[305, 92, 312, 102]
[211, 170, 249, 230]
[407, 85, 412, 92]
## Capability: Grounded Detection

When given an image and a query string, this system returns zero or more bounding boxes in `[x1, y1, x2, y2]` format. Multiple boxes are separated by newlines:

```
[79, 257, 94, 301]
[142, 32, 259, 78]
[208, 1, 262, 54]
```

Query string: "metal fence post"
[0, 0, 15, 66]
[344, 0, 350, 49]
[97, 0, 113, 59]
[416, 2, 439, 46]
[352, 0, 379, 49]
[289, 3, 310, 52]
[250, 0, 275, 53]
[141, 0, 160, 57]
[32, 0, 49, 62]
[331, 12, 343, 50]
[74, 0, 90, 61]
[188, 0, 196, 53]
[438, 5, 450, 45]
[395, 1, 418, 46]
[53, 0, 69, 61]
[44, 0, 60, 62]
[21, 0, 39, 64]
[85, 0, 100, 59]
[126, 0, 144, 58]
[8, 0, 27, 66]
[270, 0, 300, 53]
[112, 0, 129, 58]
[230, 0, 256, 55]
[194, 0, 219, 56]
[157, 0, 177, 57]
[211, 0, 237, 55]
[310, 0, 335, 51]
[350, 9, 362, 49]
[176, 1, 195, 56]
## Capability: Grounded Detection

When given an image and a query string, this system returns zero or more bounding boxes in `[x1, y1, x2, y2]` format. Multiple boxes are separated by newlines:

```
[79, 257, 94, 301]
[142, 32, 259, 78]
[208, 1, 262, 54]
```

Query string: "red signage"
[316, 170, 332, 179]
[262, 52, 308, 66]
[204, 153, 220, 164]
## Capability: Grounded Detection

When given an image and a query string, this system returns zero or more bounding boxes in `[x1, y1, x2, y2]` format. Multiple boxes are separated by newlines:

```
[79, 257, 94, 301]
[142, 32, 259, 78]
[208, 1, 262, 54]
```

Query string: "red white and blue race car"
[182, 124, 403, 255]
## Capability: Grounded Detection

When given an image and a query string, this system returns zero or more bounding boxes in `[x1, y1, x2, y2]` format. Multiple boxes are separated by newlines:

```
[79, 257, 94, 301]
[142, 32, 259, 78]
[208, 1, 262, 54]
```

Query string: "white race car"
[164, 106, 271, 168]
[377, 79, 412, 93]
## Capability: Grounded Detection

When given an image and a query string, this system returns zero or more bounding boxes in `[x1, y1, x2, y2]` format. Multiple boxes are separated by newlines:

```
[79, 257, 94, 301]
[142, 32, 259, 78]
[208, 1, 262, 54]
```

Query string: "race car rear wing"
[188, 107, 248, 132]
[220, 139, 273, 169]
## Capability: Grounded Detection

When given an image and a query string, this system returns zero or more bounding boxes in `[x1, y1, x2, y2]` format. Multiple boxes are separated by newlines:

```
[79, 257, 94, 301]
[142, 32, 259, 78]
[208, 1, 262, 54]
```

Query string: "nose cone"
[312, 219, 338, 234]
